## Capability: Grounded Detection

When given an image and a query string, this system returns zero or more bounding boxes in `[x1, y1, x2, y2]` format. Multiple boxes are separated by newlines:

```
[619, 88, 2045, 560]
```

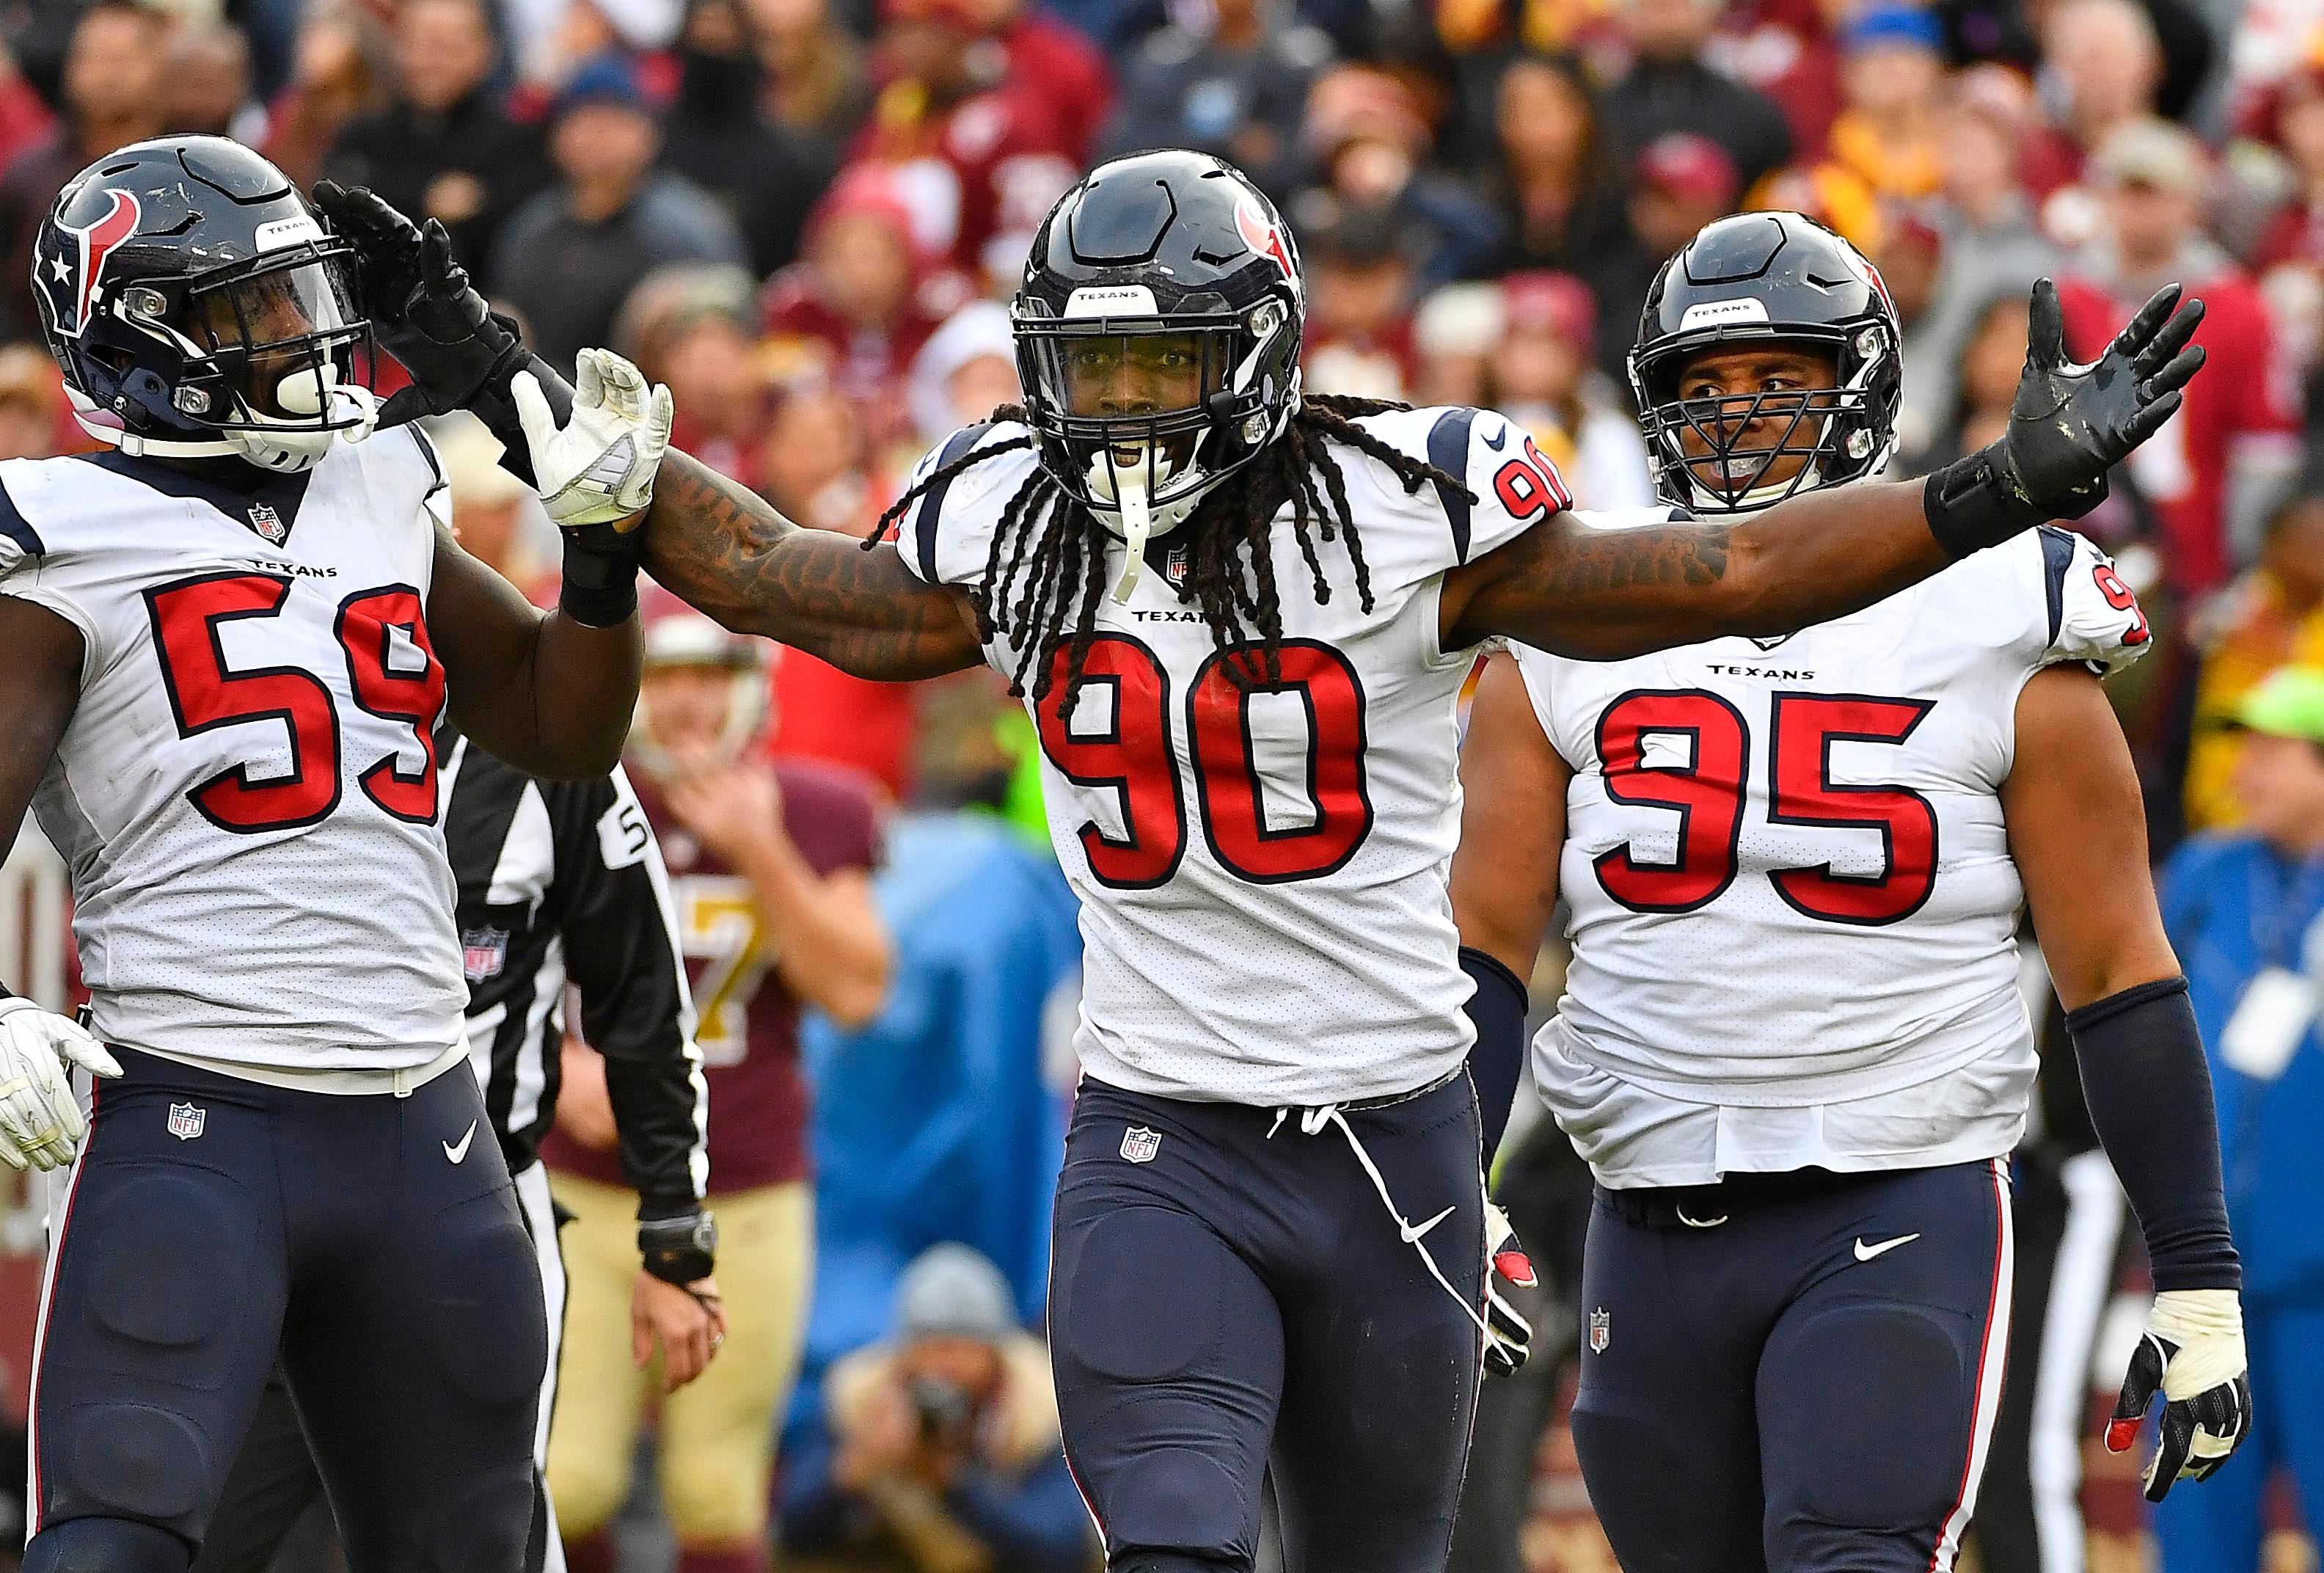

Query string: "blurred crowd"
[4, 0, 2324, 1561]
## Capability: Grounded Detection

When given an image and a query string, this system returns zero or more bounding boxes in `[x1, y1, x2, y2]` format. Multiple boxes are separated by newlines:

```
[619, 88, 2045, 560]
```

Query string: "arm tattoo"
[1532, 522, 1731, 598]
[639, 451, 984, 681]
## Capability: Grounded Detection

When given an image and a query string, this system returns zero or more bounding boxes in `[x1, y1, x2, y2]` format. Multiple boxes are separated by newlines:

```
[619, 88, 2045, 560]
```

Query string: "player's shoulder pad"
[2027, 525, 2153, 676]
[894, 420, 1042, 589]
[1329, 404, 1580, 576]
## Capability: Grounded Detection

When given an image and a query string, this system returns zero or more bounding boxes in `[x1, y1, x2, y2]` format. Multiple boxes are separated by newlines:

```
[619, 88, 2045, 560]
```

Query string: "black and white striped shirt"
[438, 724, 709, 1216]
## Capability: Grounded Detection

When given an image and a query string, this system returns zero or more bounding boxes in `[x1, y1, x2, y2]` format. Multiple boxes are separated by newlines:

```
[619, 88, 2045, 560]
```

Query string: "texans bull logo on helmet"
[37, 188, 140, 340]
[1234, 194, 1299, 299]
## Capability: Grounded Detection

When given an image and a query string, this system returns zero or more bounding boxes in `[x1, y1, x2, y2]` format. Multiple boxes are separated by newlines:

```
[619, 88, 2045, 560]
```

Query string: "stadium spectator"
[1819, 4, 1945, 202]
[662, 0, 839, 278]
[745, 0, 874, 142]
[759, 381, 879, 538]
[2249, 49, 2324, 275]
[258, 4, 391, 189]
[324, 0, 551, 279]
[1301, 205, 1419, 401]
[905, 298, 1019, 451]
[1412, 282, 1502, 406]
[0, 0, 167, 341]
[1599, 130, 1737, 369]
[0, 40, 56, 177]
[2155, 664, 2324, 1573]
[161, 21, 264, 143]
[1599, 0, 1793, 190]
[1472, 53, 1642, 373]
[958, 0, 1114, 162]
[2060, 118, 2301, 598]
[778, 1243, 1095, 1573]
[2020, 0, 2168, 201]
[1095, 0, 1331, 196]
[1903, 287, 2030, 475]
[846, 0, 1078, 283]
[1896, 65, 2058, 461]
[491, 51, 748, 373]
[2185, 489, 2324, 830]
[1293, 65, 1507, 290]
[762, 167, 970, 445]
[437, 415, 557, 597]
[548, 599, 890, 1573]
[1706, 0, 1844, 162]
[1486, 271, 1656, 509]
[619, 265, 774, 489]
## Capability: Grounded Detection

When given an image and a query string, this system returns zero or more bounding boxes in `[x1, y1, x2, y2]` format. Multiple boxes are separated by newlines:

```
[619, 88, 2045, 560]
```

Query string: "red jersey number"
[2091, 563, 2152, 646]
[147, 572, 446, 833]
[1032, 637, 1373, 888]
[1593, 690, 1937, 925]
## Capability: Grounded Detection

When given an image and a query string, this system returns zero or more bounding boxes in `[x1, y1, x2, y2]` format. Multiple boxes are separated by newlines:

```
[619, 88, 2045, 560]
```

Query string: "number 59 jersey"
[902, 407, 1617, 1106]
[0, 434, 469, 1075]
[1511, 525, 2151, 1185]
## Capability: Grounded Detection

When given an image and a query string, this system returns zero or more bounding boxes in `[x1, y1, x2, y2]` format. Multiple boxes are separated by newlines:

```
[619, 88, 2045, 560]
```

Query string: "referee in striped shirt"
[194, 718, 719, 1566]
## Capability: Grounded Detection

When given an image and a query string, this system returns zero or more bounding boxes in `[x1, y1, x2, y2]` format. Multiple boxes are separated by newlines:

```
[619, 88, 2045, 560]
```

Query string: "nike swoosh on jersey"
[1481, 423, 1508, 450]
[1853, 1233, 1921, 1263]
[444, 1120, 477, 1164]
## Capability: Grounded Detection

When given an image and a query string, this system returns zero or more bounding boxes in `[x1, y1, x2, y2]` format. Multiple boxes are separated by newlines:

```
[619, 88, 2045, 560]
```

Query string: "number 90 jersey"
[0, 434, 469, 1075]
[901, 408, 1608, 1106]
[1511, 525, 2152, 1186]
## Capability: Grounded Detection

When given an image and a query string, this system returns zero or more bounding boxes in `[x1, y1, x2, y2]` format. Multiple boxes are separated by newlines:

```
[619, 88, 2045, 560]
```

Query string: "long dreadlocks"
[868, 393, 1475, 701]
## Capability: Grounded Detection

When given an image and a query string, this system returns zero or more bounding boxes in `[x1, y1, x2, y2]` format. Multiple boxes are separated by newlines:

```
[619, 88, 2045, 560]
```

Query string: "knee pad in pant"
[26, 1516, 192, 1573]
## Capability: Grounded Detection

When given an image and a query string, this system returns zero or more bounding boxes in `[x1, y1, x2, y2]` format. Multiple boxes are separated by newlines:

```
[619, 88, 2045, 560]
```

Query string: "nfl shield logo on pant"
[1119, 1125, 1161, 1164]
[1588, 1307, 1610, 1354]
[167, 1102, 205, 1141]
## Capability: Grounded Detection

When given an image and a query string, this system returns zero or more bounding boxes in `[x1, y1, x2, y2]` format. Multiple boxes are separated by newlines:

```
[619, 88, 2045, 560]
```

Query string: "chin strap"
[1111, 466, 1152, 604]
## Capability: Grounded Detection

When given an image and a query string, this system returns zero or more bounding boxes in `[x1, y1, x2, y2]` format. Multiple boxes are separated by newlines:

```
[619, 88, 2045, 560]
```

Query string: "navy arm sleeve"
[1461, 947, 1528, 1158]
[2067, 977, 2242, 1292]
[543, 767, 709, 1220]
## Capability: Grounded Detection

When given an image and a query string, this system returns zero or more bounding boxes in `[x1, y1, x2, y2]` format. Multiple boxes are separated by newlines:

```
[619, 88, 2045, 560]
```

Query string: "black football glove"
[2105, 1288, 2252, 1501]
[312, 180, 571, 479]
[1925, 278, 2206, 558]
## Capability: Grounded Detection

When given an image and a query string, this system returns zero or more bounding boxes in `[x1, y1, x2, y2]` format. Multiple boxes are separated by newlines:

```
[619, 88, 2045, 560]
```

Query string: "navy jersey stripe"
[2038, 525, 2075, 649]
[1427, 409, 1477, 563]
[916, 423, 995, 583]
[0, 475, 41, 558]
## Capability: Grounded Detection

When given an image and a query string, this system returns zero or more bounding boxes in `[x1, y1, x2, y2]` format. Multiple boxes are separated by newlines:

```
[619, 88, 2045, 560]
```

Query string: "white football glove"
[2107, 1288, 2252, 1500]
[0, 997, 120, 1172]
[511, 347, 673, 529]
[1483, 1200, 1537, 1379]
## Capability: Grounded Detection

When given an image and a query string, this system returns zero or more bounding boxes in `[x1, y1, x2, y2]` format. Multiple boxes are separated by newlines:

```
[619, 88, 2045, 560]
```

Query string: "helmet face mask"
[1628, 212, 1901, 515]
[1012, 153, 1305, 555]
[36, 137, 379, 474]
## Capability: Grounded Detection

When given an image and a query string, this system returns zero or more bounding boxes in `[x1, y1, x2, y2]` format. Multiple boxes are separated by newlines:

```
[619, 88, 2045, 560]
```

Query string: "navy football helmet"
[1629, 211, 1902, 514]
[1012, 151, 1304, 566]
[34, 137, 373, 472]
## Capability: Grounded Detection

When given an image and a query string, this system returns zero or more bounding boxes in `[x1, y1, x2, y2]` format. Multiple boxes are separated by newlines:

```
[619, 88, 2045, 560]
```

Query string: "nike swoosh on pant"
[1853, 1233, 1921, 1263]
[444, 1120, 477, 1164]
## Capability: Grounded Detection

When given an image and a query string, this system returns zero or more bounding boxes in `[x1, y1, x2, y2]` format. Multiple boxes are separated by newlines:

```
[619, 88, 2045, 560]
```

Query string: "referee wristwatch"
[639, 1210, 717, 1287]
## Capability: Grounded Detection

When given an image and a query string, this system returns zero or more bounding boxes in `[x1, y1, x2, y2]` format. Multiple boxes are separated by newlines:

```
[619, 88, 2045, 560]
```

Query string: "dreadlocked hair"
[867, 393, 1474, 701]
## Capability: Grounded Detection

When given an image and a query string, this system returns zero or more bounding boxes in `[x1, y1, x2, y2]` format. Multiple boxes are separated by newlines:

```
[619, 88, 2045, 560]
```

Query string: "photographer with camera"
[778, 1245, 1097, 1573]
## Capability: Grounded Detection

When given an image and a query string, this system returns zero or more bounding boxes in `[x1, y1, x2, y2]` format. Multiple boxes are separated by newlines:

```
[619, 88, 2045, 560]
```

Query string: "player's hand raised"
[1926, 280, 2205, 557]
[514, 348, 672, 530]
[0, 998, 120, 1172]
[2107, 1288, 2252, 1500]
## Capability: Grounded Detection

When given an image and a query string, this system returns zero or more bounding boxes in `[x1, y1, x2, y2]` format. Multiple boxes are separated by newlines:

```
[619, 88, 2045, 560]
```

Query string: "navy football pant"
[1571, 1158, 2014, 1573]
[1049, 1073, 1488, 1573]
[25, 1047, 548, 1571]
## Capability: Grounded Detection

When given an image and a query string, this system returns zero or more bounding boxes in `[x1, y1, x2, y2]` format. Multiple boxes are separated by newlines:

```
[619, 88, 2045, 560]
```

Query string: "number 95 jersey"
[0, 435, 468, 1075]
[902, 408, 1618, 1106]
[1512, 525, 2152, 1186]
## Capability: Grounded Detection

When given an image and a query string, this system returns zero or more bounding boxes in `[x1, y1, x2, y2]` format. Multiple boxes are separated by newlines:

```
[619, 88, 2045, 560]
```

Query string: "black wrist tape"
[1923, 448, 2048, 558]
[558, 521, 645, 628]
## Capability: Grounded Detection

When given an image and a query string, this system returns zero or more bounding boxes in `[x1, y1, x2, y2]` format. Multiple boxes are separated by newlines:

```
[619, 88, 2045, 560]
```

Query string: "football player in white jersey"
[0, 138, 672, 1573]
[326, 156, 2204, 1573]
[1452, 212, 2250, 1573]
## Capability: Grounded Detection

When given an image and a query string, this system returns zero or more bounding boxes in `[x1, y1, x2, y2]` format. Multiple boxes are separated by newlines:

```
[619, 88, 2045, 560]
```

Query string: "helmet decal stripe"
[64, 189, 139, 337]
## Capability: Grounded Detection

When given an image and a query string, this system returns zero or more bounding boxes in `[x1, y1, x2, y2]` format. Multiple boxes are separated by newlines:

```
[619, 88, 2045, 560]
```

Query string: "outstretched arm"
[1444, 280, 2206, 658]
[638, 452, 987, 682]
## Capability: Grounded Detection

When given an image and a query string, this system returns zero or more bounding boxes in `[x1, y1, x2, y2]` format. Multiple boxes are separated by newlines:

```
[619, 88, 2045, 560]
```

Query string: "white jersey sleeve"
[891, 420, 1045, 591]
[2025, 525, 2153, 676]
